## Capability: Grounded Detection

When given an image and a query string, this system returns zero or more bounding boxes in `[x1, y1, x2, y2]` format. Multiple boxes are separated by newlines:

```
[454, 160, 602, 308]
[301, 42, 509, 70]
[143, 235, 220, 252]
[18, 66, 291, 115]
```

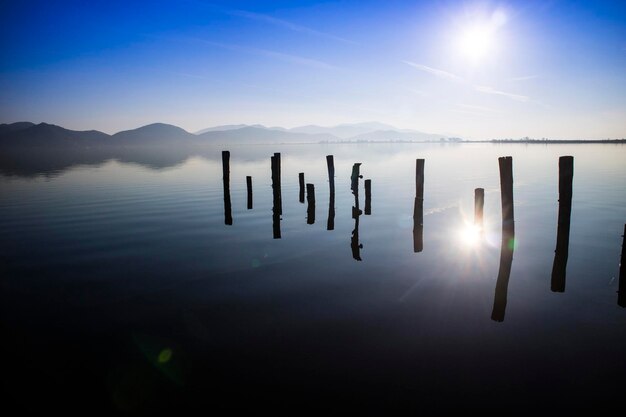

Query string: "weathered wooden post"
[364, 179, 372, 215]
[271, 154, 281, 238]
[474, 188, 484, 227]
[350, 163, 362, 195]
[246, 176, 253, 210]
[327, 155, 335, 194]
[492, 156, 515, 322]
[306, 183, 315, 225]
[326, 155, 336, 230]
[272, 153, 282, 214]
[299, 172, 305, 203]
[618, 224, 626, 307]
[222, 151, 232, 225]
[551, 156, 573, 292]
[413, 159, 425, 252]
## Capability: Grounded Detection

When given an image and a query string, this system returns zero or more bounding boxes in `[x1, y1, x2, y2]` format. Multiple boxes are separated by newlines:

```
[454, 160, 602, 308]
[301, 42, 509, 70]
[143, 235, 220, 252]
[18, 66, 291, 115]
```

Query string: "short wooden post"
[222, 151, 232, 225]
[474, 188, 484, 227]
[364, 179, 372, 215]
[299, 172, 305, 203]
[551, 156, 573, 292]
[246, 176, 253, 210]
[306, 183, 315, 224]
[618, 224, 626, 307]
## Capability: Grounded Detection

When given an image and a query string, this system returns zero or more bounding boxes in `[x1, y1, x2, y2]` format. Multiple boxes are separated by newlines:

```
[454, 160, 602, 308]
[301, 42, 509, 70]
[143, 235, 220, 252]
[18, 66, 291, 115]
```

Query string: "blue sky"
[1, 0, 625, 139]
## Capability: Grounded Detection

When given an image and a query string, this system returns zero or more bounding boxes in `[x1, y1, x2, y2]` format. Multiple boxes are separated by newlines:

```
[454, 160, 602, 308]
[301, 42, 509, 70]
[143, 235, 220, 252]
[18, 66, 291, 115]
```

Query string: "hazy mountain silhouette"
[197, 126, 336, 143]
[290, 122, 399, 138]
[195, 124, 286, 134]
[0, 122, 35, 135]
[0, 122, 109, 146]
[111, 123, 194, 143]
[348, 129, 443, 142]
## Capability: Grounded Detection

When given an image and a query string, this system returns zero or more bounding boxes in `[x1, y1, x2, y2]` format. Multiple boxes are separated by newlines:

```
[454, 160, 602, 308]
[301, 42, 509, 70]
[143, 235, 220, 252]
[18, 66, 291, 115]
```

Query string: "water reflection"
[351, 163, 363, 261]
[306, 184, 315, 225]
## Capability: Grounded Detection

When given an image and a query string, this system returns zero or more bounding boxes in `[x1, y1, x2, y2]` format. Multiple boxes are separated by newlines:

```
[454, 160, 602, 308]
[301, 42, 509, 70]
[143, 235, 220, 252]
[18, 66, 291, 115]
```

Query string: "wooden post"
[413, 159, 425, 252]
[492, 156, 515, 322]
[551, 156, 573, 292]
[474, 188, 484, 227]
[498, 156, 514, 227]
[222, 151, 232, 225]
[351, 192, 362, 261]
[273, 153, 282, 215]
[364, 179, 372, 215]
[350, 163, 362, 195]
[246, 176, 253, 210]
[326, 155, 335, 194]
[299, 172, 305, 203]
[306, 183, 315, 225]
[271, 155, 281, 238]
[618, 224, 626, 308]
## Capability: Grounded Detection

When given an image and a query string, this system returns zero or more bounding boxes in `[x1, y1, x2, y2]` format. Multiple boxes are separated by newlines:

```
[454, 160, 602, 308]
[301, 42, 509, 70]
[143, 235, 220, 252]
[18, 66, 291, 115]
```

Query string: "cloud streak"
[403, 61, 463, 82]
[404, 61, 530, 103]
[230, 10, 357, 44]
[196, 39, 339, 70]
[474, 85, 529, 102]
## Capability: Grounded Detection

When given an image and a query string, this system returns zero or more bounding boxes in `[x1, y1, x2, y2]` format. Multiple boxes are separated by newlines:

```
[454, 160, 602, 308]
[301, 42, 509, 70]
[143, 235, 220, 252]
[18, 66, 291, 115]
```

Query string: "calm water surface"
[2, 143, 625, 412]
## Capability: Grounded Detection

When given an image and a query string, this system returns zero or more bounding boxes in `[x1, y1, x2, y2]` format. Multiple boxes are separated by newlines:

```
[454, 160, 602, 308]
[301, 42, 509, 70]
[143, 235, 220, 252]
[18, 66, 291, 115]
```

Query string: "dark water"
[2, 143, 625, 413]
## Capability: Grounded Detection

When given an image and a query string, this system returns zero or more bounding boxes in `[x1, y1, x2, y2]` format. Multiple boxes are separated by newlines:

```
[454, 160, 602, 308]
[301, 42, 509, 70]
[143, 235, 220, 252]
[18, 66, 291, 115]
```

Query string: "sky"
[0, 0, 625, 139]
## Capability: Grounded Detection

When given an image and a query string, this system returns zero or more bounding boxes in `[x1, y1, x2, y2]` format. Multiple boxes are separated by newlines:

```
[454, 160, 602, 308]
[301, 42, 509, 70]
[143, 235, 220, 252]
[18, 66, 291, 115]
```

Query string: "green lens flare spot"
[158, 349, 172, 363]
[508, 238, 517, 250]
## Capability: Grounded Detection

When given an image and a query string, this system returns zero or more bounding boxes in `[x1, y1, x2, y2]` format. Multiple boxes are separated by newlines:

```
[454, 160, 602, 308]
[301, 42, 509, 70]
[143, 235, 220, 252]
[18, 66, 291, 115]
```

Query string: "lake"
[2, 142, 625, 413]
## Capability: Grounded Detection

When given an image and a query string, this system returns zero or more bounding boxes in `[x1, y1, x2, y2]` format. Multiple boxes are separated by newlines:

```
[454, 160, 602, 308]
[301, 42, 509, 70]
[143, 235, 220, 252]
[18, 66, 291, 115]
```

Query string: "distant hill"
[195, 124, 286, 134]
[112, 123, 193, 143]
[197, 126, 337, 144]
[0, 122, 35, 135]
[290, 122, 400, 139]
[348, 129, 443, 142]
[0, 122, 110, 146]
[0, 120, 452, 146]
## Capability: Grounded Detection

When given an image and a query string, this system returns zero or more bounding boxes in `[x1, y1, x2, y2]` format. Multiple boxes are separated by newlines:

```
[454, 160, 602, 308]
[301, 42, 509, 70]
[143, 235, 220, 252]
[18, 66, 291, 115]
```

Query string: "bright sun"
[456, 10, 506, 62]
[458, 26, 494, 60]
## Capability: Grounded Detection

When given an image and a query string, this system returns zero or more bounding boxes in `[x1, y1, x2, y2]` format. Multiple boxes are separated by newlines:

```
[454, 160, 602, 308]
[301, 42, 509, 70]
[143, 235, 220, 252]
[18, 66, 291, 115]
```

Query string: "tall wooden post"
[246, 176, 253, 210]
[222, 151, 232, 225]
[306, 183, 315, 225]
[351, 163, 362, 195]
[271, 155, 281, 238]
[551, 156, 573, 292]
[492, 156, 515, 322]
[618, 224, 626, 308]
[299, 172, 305, 203]
[326, 155, 335, 194]
[413, 159, 425, 252]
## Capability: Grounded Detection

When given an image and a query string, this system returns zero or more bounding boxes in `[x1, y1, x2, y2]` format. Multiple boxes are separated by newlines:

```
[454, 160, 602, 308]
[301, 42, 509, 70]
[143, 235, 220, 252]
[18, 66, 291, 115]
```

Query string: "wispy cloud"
[230, 10, 357, 44]
[405, 61, 532, 103]
[474, 85, 529, 102]
[197, 39, 339, 70]
[403, 61, 463, 82]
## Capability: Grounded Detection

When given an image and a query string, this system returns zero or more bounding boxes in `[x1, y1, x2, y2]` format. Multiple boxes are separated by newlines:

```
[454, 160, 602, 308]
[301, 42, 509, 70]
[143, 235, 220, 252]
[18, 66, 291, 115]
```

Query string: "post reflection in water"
[551, 156, 573, 292]
[222, 150, 233, 226]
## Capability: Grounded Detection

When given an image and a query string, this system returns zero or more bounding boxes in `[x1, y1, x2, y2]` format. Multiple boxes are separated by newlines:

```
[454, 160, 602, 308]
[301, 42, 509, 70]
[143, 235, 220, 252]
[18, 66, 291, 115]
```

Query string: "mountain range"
[0, 121, 448, 147]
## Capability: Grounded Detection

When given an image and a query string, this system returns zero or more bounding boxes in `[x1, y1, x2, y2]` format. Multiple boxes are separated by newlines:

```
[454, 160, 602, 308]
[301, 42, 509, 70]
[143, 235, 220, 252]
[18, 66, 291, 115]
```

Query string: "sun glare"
[458, 26, 494, 60]
[456, 9, 507, 62]
[460, 224, 482, 246]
